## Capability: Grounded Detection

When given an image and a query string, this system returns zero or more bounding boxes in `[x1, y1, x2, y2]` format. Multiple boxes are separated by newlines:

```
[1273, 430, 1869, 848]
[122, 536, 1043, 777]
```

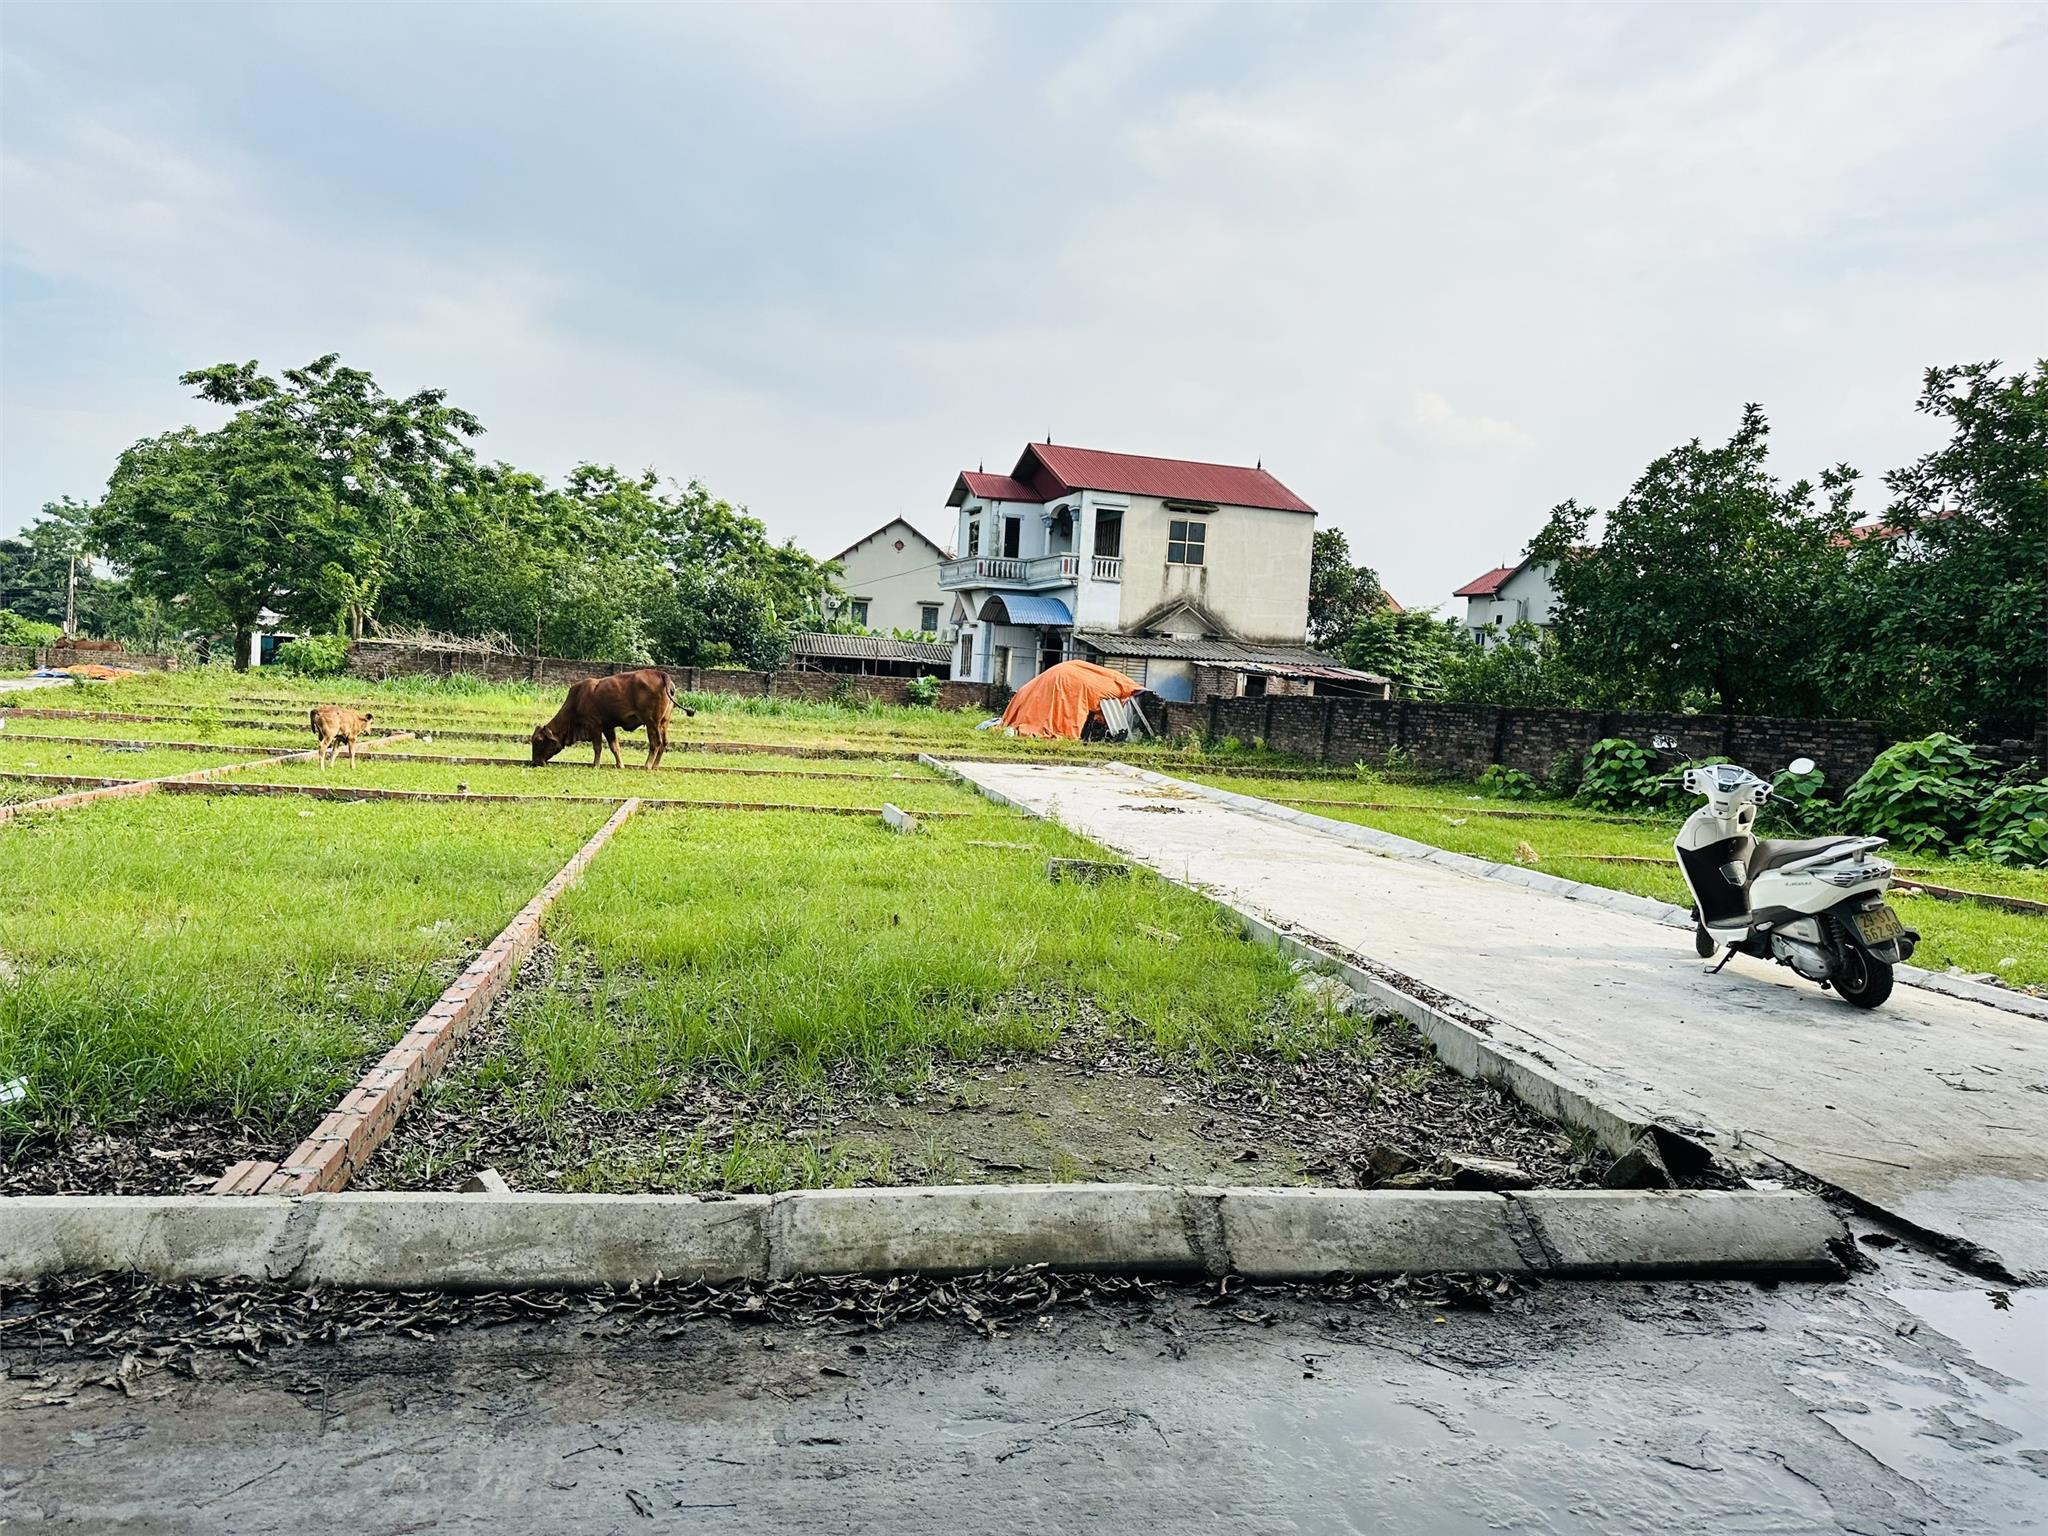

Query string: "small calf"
[311, 705, 374, 768]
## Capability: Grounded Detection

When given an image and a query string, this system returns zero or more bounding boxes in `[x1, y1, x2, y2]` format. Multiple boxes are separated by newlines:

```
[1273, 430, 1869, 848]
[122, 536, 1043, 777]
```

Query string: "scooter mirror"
[1787, 756, 1816, 776]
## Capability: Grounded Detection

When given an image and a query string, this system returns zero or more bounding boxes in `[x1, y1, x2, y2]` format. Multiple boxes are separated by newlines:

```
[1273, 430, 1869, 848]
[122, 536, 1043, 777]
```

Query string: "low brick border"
[215, 798, 644, 1198]
[1107, 763, 2048, 1023]
[0, 734, 409, 825]
[0, 1187, 1847, 1288]
[0, 735, 290, 756]
[157, 779, 969, 816]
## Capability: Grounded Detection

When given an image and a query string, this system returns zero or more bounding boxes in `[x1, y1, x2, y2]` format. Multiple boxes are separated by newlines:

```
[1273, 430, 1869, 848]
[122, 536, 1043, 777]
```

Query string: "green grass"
[0, 795, 612, 1140]
[249, 757, 979, 810]
[0, 737, 276, 780]
[443, 809, 1347, 1133]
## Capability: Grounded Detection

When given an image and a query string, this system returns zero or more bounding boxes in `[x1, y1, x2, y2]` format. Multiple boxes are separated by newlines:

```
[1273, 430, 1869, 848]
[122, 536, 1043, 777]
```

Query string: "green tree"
[1438, 622, 1586, 707]
[1340, 608, 1472, 697]
[1834, 362, 2048, 735]
[1308, 528, 1384, 650]
[1529, 406, 1858, 714]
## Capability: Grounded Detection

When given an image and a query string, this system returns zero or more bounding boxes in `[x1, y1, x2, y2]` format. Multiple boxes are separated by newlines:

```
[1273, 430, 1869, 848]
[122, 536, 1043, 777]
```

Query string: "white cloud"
[1408, 391, 1535, 454]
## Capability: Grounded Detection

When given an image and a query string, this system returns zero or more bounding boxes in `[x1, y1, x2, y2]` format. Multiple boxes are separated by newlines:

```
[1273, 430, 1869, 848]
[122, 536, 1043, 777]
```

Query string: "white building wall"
[1114, 496, 1314, 643]
[833, 519, 950, 636]
[1465, 563, 1557, 645]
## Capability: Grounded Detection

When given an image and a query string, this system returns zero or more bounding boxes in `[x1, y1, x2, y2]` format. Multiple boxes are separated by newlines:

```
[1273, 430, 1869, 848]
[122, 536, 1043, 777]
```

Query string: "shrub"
[1575, 738, 1658, 810]
[1478, 764, 1540, 800]
[1545, 749, 1582, 798]
[1762, 764, 1832, 835]
[1839, 733, 2000, 853]
[0, 610, 63, 649]
[904, 674, 941, 707]
[1970, 780, 2048, 867]
[187, 707, 222, 741]
[271, 634, 349, 677]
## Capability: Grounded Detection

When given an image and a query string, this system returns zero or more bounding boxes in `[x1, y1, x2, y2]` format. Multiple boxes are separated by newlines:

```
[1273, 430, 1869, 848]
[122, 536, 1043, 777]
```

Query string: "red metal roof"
[1452, 564, 1519, 598]
[955, 471, 1041, 504]
[1013, 442, 1315, 514]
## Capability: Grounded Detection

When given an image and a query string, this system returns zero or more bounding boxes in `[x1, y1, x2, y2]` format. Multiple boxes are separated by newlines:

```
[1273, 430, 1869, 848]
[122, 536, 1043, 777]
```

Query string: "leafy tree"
[1307, 528, 1384, 650]
[1833, 362, 2048, 736]
[1438, 621, 1586, 707]
[1339, 608, 1471, 697]
[1529, 406, 1858, 715]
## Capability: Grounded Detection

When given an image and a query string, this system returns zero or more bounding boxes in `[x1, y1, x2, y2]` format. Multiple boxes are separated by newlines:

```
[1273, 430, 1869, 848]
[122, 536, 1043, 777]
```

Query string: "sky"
[3, 2, 2044, 611]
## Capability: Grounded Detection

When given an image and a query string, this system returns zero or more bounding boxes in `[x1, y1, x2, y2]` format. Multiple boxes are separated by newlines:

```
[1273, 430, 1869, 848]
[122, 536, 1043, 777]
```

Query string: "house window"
[1242, 673, 1267, 697]
[966, 518, 980, 557]
[919, 603, 940, 634]
[1094, 511, 1123, 558]
[1039, 632, 1065, 674]
[1167, 519, 1206, 566]
[850, 599, 869, 627]
[958, 629, 975, 675]
[1001, 517, 1021, 559]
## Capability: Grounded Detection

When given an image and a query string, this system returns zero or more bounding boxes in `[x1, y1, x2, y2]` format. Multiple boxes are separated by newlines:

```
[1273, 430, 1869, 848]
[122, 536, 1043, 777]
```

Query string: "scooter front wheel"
[1694, 923, 1716, 959]
[1835, 948, 1894, 1009]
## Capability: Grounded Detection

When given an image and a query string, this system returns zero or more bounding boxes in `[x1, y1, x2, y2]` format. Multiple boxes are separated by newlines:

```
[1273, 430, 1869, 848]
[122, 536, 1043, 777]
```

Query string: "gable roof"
[949, 443, 1314, 514]
[1452, 563, 1521, 598]
[830, 517, 951, 565]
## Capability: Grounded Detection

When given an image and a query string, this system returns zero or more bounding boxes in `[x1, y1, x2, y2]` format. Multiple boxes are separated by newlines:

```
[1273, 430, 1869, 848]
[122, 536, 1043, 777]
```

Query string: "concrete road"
[0, 678, 64, 695]
[2, 1267, 2042, 1533]
[946, 763, 2048, 1281]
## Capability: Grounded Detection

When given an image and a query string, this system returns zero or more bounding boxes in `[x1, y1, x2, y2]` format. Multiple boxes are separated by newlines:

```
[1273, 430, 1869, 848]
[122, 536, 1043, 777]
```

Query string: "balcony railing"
[938, 553, 1082, 590]
[1091, 555, 1122, 582]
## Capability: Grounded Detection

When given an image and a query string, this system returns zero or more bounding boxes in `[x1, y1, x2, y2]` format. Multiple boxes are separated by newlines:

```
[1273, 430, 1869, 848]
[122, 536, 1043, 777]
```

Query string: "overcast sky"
[3, 2, 2043, 609]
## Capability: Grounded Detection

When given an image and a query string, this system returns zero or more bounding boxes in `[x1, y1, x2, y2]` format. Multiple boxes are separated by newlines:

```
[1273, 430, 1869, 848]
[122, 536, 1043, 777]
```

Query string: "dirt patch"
[0, 1114, 285, 1198]
[359, 983, 1607, 1195]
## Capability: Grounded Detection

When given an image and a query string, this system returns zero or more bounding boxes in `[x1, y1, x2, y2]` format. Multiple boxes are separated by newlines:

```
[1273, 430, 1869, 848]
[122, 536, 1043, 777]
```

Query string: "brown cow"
[531, 668, 694, 770]
[310, 706, 375, 768]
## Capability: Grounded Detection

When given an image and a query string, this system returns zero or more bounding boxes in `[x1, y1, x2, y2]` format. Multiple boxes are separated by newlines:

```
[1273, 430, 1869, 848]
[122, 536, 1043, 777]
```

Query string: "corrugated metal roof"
[950, 446, 1314, 514]
[789, 633, 952, 664]
[1074, 629, 1381, 682]
[1016, 443, 1315, 515]
[1452, 564, 1520, 597]
[979, 594, 1074, 627]
[952, 471, 1042, 505]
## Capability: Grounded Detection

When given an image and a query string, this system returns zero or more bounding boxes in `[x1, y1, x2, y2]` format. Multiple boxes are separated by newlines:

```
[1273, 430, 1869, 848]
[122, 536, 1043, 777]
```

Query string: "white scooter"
[1675, 758, 1917, 1009]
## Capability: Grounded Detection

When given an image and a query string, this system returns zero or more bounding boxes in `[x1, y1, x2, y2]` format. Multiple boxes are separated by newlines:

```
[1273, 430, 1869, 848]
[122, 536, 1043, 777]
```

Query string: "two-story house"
[941, 442, 1385, 700]
[1453, 556, 1557, 647]
[825, 517, 952, 637]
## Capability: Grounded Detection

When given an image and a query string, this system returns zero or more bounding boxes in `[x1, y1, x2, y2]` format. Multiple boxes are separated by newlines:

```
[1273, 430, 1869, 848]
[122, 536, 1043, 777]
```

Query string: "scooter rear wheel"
[1835, 948, 1894, 1009]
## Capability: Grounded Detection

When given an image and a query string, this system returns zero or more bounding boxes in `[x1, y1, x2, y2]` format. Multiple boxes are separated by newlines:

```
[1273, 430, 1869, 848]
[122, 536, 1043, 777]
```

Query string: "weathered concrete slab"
[945, 760, 2048, 1281]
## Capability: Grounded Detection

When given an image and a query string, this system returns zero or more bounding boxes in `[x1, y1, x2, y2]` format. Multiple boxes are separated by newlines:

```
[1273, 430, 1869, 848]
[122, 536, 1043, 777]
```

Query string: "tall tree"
[1835, 362, 2048, 736]
[1307, 528, 1384, 650]
[1529, 406, 1858, 715]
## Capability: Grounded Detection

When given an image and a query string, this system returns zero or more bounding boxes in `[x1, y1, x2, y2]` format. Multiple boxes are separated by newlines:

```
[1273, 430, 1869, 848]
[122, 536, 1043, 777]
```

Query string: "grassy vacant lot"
[1188, 771, 2048, 989]
[364, 806, 1580, 1195]
[0, 736, 282, 780]
[0, 795, 610, 1154]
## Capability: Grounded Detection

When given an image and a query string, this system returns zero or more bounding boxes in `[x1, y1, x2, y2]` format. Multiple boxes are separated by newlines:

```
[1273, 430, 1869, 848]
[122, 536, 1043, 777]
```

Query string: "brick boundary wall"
[1159, 696, 2047, 786]
[0, 644, 181, 672]
[217, 798, 646, 1197]
[346, 641, 996, 712]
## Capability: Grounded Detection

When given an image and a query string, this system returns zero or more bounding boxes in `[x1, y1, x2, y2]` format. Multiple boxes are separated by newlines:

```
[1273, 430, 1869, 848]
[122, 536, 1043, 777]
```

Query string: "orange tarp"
[999, 660, 1142, 740]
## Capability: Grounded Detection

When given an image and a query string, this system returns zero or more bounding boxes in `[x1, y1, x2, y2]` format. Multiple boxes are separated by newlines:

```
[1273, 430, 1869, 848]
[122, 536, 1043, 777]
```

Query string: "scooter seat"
[1749, 836, 1865, 876]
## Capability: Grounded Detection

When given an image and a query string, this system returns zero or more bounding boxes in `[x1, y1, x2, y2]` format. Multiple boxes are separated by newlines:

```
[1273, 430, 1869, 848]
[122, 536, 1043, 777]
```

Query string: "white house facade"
[942, 442, 1377, 700]
[1453, 557, 1558, 647]
[826, 518, 952, 638]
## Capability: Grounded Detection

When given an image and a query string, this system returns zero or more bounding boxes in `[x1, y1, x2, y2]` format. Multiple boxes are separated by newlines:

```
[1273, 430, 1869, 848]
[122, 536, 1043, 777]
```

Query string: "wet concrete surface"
[4, 1253, 2041, 1532]
[945, 762, 2048, 1281]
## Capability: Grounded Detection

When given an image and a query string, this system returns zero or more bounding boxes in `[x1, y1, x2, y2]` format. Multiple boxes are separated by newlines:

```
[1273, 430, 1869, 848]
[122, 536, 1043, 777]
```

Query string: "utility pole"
[63, 555, 77, 638]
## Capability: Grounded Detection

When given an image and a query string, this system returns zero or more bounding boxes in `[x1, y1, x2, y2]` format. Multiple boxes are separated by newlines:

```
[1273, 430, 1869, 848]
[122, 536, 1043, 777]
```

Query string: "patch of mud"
[0, 1115, 285, 1197]
[360, 981, 1606, 1195]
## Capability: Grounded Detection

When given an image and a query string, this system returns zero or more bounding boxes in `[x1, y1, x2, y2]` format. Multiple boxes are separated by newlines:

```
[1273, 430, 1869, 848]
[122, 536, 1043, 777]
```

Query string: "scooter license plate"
[1854, 906, 1906, 943]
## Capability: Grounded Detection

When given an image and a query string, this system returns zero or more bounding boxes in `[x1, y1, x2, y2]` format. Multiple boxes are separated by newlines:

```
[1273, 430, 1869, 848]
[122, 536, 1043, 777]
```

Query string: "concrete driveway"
[946, 761, 2048, 1282]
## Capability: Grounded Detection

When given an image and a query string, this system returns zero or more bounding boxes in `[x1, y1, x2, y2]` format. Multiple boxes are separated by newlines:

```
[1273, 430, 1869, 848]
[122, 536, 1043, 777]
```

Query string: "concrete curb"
[1107, 763, 2048, 1022]
[217, 798, 644, 1197]
[0, 1186, 1845, 1288]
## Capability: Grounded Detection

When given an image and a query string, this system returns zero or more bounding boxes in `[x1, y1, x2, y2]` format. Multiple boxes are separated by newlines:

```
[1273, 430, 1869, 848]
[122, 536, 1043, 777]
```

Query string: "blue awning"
[978, 594, 1074, 627]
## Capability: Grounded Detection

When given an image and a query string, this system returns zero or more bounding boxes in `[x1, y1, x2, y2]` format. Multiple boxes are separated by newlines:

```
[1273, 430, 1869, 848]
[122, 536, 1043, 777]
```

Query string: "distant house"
[826, 518, 952, 637]
[942, 441, 1384, 700]
[1453, 556, 1556, 647]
